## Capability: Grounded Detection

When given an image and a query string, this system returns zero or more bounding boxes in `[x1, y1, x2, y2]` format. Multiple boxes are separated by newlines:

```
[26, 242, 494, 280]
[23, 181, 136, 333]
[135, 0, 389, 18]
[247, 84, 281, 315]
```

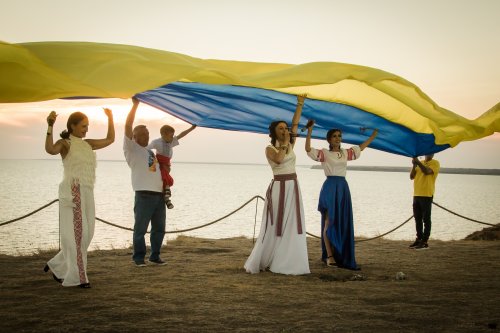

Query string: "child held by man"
[147, 123, 196, 208]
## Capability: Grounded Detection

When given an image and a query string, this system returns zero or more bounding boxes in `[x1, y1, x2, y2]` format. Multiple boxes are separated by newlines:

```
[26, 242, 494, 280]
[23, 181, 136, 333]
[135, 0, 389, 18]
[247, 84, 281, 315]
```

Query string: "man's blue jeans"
[133, 191, 166, 263]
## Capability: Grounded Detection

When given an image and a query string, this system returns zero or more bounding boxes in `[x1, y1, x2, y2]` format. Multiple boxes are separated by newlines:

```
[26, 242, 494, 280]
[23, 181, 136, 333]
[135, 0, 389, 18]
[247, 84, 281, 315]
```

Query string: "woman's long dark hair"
[60, 112, 87, 139]
[326, 128, 342, 151]
[268, 120, 295, 146]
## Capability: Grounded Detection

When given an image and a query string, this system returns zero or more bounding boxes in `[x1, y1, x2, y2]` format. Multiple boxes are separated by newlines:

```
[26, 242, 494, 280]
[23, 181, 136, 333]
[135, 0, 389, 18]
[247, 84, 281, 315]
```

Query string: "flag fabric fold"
[1, 41, 498, 156]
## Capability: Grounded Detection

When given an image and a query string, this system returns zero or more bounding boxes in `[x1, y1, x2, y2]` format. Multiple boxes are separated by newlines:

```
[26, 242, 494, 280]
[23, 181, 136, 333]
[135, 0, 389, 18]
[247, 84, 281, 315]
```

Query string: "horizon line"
[1, 158, 499, 172]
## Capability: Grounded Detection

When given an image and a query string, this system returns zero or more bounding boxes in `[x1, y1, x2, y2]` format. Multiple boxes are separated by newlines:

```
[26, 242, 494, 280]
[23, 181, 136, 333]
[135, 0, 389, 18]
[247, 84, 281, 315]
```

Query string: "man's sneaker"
[134, 261, 147, 267]
[415, 241, 429, 250]
[409, 239, 421, 249]
[149, 258, 167, 266]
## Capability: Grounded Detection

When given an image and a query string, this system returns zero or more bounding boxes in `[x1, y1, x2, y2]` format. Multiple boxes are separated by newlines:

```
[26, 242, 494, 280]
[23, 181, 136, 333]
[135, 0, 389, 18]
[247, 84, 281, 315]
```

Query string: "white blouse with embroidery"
[307, 146, 361, 177]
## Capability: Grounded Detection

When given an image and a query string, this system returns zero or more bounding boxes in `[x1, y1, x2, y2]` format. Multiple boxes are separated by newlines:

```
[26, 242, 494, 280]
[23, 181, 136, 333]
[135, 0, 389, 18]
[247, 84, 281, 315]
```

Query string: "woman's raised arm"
[87, 108, 115, 150]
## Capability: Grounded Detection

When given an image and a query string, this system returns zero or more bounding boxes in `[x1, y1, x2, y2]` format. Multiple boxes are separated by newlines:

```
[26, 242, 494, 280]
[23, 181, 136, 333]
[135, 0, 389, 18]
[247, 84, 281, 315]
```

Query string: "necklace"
[330, 149, 342, 159]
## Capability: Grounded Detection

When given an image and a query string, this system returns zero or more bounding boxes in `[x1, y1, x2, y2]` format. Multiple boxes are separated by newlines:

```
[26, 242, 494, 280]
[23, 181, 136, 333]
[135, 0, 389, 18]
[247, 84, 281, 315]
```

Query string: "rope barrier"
[0, 199, 59, 227]
[0, 197, 496, 242]
[95, 195, 266, 234]
[305, 216, 414, 241]
[356, 215, 414, 243]
[433, 201, 495, 227]
[252, 195, 261, 244]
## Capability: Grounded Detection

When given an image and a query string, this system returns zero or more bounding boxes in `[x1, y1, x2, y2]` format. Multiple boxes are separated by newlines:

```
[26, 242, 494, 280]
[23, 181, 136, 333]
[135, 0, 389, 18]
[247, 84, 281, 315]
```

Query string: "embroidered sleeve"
[347, 146, 361, 161]
[307, 147, 325, 162]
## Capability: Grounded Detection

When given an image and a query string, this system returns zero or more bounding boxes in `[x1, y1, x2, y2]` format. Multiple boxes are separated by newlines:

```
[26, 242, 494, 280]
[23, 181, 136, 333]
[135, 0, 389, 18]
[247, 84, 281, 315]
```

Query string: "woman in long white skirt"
[44, 108, 114, 288]
[244, 95, 310, 275]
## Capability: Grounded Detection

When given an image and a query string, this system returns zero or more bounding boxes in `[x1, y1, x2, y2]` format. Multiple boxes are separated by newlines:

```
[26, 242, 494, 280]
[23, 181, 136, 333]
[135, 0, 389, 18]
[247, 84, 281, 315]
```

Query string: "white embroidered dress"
[47, 135, 97, 286]
[244, 144, 310, 275]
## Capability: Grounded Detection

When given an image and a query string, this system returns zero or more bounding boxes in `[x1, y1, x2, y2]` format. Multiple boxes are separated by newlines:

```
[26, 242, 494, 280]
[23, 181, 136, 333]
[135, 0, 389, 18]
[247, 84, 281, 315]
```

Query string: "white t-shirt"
[147, 136, 179, 158]
[123, 136, 163, 192]
[307, 146, 361, 177]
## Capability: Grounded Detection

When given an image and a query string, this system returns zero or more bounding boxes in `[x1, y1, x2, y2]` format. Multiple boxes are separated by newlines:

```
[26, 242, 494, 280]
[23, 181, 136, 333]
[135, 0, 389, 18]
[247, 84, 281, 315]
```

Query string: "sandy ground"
[1, 236, 499, 333]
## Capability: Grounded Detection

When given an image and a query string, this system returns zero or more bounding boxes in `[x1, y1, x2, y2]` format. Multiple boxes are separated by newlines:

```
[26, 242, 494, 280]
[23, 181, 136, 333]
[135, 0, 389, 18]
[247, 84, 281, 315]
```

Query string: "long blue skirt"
[318, 176, 358, 270]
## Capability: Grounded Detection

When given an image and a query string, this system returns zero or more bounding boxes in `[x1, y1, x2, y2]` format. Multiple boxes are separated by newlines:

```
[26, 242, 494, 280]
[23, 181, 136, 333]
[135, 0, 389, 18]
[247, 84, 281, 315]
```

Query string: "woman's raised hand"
[103, 107, 113, 118]
[360, 127, 378, 137]
[47, 111, 57, 126]
[297, 93, 307, 105]
[306, 119, 315, 129]
[359, 127, 379, 151]
[284, 128, 291, 145]
[132, 97, 140, 106]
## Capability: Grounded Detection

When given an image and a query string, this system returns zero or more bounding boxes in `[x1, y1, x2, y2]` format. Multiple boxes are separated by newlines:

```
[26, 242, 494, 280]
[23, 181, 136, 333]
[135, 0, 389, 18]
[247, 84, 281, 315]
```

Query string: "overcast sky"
[0, 0, 498, 168]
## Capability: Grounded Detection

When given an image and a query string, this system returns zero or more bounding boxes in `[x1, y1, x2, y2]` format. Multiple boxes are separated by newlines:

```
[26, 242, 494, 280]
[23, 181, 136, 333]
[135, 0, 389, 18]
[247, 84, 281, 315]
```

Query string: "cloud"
[0, 112, 42, 127]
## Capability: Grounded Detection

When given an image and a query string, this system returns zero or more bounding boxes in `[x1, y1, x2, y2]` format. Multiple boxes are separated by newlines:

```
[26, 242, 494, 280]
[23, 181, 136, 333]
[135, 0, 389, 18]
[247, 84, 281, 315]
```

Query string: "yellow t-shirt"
[413, 159, 440, 197]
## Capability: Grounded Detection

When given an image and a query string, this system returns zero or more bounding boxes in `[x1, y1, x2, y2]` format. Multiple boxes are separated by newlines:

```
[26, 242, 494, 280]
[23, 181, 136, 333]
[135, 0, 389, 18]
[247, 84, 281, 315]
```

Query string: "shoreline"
[312, 164, 500, 175]
[1, 236, 499, 332]
[2, 222, 498, 257]
[1, 159, 499, 175]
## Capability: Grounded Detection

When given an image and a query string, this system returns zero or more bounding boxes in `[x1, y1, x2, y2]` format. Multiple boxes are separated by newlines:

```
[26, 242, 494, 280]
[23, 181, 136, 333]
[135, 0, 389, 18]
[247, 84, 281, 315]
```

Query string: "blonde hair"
[160, 125, 175, 135]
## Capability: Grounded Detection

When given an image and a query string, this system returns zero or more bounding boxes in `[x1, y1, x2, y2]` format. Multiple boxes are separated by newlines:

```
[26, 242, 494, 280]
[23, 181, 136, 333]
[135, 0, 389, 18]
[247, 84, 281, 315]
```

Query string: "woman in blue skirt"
[305, 122, 377, 270]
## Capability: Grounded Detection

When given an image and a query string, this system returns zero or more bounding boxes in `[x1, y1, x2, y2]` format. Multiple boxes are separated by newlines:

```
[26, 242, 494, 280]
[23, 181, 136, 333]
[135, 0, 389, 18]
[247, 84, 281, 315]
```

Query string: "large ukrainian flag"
[1, 41, 498, 157]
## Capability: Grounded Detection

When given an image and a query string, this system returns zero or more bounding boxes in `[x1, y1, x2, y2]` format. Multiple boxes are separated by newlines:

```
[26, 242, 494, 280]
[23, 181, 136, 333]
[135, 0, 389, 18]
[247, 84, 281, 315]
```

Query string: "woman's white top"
[266, 143, 296, 175]
[62, 135, 96, 187]
[307, 146, 361, 177]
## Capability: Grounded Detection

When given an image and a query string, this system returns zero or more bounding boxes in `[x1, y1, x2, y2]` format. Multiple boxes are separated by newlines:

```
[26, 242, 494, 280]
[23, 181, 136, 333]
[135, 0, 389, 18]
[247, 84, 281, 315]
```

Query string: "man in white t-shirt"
[123, 98, 166, 267]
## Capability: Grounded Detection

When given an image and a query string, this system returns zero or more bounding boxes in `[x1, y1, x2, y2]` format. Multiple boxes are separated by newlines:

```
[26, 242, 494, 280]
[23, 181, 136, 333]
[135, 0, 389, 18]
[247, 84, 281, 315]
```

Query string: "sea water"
[0, 160, 498, 255]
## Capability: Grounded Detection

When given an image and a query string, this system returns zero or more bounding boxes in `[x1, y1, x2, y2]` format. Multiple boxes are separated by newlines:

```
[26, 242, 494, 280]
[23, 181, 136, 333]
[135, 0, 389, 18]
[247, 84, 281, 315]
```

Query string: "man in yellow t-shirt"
[409, 154, 440, 249]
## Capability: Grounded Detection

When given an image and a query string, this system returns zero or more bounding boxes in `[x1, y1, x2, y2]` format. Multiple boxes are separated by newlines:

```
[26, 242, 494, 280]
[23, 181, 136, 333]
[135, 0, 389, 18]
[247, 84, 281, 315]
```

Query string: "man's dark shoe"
[149, 258, 167, 266]
[415, 241, 429, 250]
[409, 239, 421, 249]
[134, 261, 147, 267]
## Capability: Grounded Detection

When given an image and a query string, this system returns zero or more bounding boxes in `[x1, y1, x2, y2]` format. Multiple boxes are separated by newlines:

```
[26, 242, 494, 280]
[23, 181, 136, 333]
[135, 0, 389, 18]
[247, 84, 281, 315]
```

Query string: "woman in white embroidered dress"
[305, 123, 377, 270]
[44, 109, 114, 288]
[244, 95, 310, 275]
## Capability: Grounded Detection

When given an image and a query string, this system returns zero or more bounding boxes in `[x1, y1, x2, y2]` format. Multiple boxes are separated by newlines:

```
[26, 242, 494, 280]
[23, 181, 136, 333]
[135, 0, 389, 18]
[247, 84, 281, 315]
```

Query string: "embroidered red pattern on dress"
[71, 182, 86, 284]
[347, 148, 355, 161]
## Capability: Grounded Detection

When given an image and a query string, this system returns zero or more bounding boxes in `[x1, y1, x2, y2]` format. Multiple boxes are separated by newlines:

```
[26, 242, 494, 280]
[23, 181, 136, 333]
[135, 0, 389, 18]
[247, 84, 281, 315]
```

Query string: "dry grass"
[0, 236, 499, 332]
